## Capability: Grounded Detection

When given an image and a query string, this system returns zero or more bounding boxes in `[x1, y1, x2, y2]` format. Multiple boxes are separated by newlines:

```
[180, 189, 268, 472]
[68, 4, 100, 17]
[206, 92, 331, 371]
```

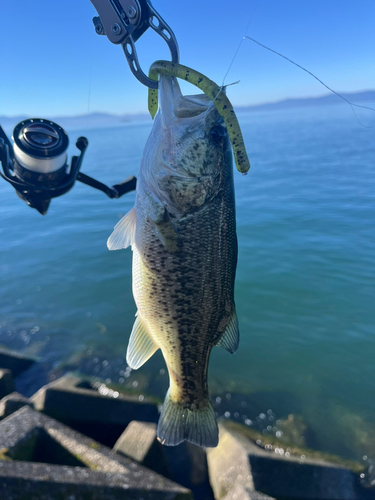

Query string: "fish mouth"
[159, 75, 213, 124]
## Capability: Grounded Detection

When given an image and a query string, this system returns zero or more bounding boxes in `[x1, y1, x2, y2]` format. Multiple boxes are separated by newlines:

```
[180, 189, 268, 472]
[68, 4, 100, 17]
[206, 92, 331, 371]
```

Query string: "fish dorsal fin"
[126, 314, 159, 369]
[107, 207, 136, 250]
[216, 310, 239, 354]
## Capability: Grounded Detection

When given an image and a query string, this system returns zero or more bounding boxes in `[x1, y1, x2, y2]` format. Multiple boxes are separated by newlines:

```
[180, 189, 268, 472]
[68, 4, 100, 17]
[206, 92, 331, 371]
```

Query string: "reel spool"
[13, 118, 69, 175]
[0, 118, 136, 215]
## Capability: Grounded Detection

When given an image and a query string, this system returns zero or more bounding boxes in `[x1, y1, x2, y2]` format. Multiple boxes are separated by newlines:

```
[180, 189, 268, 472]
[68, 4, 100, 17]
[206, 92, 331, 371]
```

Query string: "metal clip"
[89, 0, 179, 88]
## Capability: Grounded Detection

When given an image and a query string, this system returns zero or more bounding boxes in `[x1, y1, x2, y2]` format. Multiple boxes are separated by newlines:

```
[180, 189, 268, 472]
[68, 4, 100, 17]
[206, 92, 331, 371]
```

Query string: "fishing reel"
[0, 118, 136, 215]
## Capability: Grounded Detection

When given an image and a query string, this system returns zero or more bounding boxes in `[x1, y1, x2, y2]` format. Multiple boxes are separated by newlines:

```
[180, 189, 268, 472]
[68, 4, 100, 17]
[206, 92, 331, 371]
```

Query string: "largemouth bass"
[108, 75, 239, 447]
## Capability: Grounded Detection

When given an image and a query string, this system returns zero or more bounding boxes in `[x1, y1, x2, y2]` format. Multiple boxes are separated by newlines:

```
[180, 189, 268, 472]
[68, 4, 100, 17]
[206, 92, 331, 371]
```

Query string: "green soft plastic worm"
[148, 60, 250, 174]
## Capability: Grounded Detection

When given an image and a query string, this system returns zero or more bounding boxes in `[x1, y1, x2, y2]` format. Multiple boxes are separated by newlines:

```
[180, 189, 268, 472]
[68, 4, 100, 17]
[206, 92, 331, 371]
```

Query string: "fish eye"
[209, 125, 226, 144]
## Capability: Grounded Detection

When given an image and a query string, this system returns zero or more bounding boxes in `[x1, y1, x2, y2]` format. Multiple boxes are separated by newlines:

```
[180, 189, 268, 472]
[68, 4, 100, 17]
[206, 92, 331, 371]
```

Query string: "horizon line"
[1, 89, 374, 121]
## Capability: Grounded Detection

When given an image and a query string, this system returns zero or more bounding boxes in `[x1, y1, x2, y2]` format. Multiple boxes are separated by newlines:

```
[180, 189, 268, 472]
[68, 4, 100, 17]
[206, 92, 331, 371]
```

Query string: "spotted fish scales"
[108, 75, 239, 447]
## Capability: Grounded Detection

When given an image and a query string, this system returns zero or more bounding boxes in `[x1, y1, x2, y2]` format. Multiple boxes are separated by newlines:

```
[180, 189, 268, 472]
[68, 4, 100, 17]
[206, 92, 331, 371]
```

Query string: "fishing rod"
[0, 0, 179, 215]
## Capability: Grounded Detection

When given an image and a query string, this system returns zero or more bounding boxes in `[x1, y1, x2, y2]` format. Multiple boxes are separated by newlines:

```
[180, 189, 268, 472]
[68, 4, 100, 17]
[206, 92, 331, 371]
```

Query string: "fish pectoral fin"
[154, 219, 181, 253]
[126, 314, 159, 369]
[107, 207, 136, 250]
[216, 309, 239, 354]
[147, 194, 181, 253]
[150, 208, 181, 254]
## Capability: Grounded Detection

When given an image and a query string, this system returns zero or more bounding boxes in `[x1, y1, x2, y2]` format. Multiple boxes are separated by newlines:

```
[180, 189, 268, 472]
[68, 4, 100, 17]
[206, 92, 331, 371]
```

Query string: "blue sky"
[1, 1, 374, 116]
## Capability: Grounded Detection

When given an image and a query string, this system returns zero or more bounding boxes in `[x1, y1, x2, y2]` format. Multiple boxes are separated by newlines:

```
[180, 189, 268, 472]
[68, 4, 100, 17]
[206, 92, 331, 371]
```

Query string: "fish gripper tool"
[89, 0, 180, 88]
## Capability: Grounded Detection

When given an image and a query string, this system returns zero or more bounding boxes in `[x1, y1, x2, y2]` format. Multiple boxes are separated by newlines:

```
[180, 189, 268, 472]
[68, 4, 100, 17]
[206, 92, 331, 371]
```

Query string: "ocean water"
[0, 103, 374, 462]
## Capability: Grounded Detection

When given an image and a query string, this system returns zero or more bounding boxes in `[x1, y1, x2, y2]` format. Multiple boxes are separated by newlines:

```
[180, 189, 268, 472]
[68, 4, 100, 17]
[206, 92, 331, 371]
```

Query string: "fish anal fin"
[216, 309, 239, 354]
[107, 207, 136, 251]
[126, 314, 158, 369]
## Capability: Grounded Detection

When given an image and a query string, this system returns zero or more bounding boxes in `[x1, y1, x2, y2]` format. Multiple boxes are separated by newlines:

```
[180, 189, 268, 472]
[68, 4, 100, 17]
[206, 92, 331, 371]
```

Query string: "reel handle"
[112, 175, 137, 197]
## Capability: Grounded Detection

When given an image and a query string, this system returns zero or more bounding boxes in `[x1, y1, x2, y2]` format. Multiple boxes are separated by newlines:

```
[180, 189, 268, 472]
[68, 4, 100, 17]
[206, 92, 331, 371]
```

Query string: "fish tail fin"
[157, 389, 218, 448]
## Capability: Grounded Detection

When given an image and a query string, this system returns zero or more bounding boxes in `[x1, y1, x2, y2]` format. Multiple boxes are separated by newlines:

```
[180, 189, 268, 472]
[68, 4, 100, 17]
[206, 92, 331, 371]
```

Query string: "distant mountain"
[49, 112, 151, 129]
[1, 90, 374, 130]
[236, 90, 375, 113]
[0, 112, 150, 131]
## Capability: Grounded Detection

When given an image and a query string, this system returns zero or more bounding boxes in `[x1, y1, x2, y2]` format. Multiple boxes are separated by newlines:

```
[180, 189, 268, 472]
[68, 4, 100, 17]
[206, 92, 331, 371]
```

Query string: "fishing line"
[219, 38, 245, 92]
[212, 39, 244, 103]
[221, 34, 375, 128]
[86, 29, 94, 131]
[244, 36, 375, 128]
[214, 7, 257, 102]
[220, 4, 258, 89]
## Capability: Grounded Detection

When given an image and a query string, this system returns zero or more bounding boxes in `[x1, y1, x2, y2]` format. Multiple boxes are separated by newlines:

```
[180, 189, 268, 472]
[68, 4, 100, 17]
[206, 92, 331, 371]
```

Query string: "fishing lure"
[148, 60, 250, 174]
